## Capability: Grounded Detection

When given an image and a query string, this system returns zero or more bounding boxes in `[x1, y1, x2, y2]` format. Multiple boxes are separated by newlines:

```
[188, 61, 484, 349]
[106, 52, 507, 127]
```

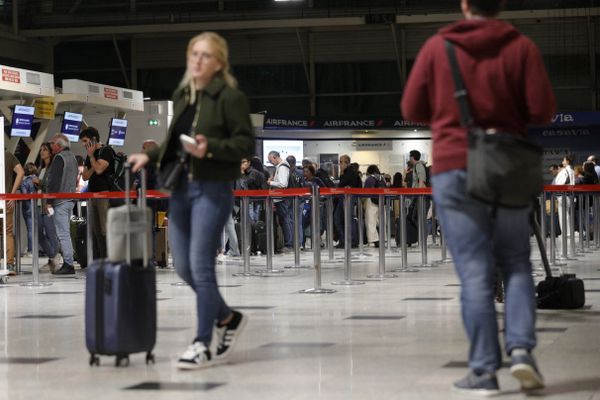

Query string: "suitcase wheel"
[115, 355, 130, 367]
[146, 352, 155, 365]
[89, 354, 100, 367]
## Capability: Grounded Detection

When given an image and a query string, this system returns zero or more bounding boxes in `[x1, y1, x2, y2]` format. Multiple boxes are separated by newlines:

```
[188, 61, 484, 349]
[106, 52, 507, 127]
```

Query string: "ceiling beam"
[19, 7, 600, 39]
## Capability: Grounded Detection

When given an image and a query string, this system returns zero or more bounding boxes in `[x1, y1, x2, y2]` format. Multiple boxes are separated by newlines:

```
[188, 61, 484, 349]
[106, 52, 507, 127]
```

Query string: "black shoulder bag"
[157, 151, 188, 193]
[445, 40, 543, 208]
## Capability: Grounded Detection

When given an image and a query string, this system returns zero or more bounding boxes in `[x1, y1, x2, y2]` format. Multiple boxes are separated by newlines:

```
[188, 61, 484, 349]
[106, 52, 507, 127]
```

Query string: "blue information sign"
[61, 112, 83, 142]
[108, 118, 128, 146]
[10, 105, 35, 137]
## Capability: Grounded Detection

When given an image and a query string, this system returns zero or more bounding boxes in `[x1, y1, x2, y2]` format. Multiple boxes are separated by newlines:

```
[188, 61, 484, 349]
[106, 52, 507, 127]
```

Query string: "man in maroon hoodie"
[402, 0, 556, 395]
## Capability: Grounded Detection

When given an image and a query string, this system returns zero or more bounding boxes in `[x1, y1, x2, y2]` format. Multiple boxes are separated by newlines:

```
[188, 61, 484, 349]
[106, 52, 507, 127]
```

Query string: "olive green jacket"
[147, 77, 255, 182]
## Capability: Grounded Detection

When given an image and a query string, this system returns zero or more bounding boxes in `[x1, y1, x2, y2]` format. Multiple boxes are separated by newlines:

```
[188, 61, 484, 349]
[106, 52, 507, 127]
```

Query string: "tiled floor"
[1, 241, 600, 400]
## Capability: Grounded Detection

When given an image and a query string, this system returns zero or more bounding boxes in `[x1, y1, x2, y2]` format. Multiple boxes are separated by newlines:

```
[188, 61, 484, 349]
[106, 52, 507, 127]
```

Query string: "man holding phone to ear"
[80, 127, 114, 259]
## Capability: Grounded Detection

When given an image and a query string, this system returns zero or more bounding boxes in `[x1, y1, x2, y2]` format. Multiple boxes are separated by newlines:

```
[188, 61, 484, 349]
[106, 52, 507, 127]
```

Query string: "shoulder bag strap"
[444, 40, 473, 128]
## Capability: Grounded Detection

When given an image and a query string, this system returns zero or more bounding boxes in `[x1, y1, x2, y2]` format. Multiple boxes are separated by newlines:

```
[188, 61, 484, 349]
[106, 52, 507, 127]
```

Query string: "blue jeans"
[274, 199, 293, 248]
[248, 201, 261, 224]
[53, 201, 74, 266]
[432, 169, 536, 373]
[221, 214, 240, 257]
[169, 180, 233, 345]
[37, 207, 58, 258]
[22, 201, 33, 252]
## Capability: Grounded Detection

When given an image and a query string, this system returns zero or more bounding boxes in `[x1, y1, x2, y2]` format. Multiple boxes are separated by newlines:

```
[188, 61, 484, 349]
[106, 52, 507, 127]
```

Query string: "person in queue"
[2, 150, 24, 275]
[128, 31, 254, 370]
[80, 127, 114, 259]
[33, 143, 62, 273]
[401, 0, 555, 394]
[46, 134, 79, 275]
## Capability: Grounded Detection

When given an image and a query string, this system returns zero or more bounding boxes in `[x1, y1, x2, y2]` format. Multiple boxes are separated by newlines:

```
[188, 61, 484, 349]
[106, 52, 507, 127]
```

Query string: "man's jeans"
[274, 199, 293, 248]
[37, 207, 59, 258]
[432, 169, 537, 373]
[222, 214, 240, 257]
[168, 180, 233, 346]
[53, 201, 75, 266]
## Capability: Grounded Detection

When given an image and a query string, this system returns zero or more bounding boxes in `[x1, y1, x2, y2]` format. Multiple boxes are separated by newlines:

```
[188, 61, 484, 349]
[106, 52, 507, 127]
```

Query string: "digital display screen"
[61, 112, 83, 142]
[108, 118, 127, 146]
[263, 140, 304, 166]
[10, 105, 35, 137]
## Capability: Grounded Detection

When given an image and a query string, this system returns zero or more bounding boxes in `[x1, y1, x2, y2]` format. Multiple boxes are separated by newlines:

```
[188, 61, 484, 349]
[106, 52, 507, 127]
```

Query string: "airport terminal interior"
[2, 0, 600, 399]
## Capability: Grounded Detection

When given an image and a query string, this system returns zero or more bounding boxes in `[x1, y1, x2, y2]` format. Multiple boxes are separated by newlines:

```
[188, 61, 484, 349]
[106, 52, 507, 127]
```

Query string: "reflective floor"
[1, 241, 600, 400]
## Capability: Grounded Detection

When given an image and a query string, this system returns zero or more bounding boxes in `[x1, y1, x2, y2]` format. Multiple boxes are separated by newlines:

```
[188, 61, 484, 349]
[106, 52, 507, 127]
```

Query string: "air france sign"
[264, 117, 425, 130]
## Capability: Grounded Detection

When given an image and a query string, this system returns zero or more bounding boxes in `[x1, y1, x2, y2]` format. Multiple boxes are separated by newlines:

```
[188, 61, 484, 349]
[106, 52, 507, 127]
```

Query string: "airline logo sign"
[264, 116, 425, 130]
[2, 68, 21, 84]
[104, 87, 119, 100]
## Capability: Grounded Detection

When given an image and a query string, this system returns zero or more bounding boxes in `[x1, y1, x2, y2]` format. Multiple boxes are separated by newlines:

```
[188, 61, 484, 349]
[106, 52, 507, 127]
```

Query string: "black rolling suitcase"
[71, 218, 88, 268]
[532, 213, 585, 309]
[85, 166, 156, 367]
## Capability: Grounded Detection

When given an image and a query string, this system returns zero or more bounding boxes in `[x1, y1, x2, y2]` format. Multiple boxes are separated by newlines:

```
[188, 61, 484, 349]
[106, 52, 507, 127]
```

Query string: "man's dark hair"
[469, 0, 505, 17]
[79, 126, 100, 142]
[350, 162, 359, 172]
[367, 165, 380, 175]
[409, 150, 421, 161]
[286, 155, 296, 168]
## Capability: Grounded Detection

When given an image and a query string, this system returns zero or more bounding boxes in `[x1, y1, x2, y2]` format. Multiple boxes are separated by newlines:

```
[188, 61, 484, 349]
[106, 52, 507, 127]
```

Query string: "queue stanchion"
[20, 198, 51, 287]
[357, 197, 367, 258]
[327, 196, 334, 259]
[285, 195, 310, 269]
[14, 202, 21, 274]
[549, 192, 565, 268]
[569, 190, 578, 259]
[578, 193, 586, 254]
[585, 194, 591, 250]
[257, 195, 285, 276]
[414, 195, 434, 268]
[593, 192, 600, 248]
[436, 229, 453, 265]
[367, 193, 397, 279]
[233, 196, 255, 277]
[558, 191, 569, 261]
[324, 194, 342, 264]
[385, 198, 392, 253]
[331, 193, 364, 286]
[394, 194, 418, 273]
[300, 185, 336, 294]
[86, 198, 94, 267]
[356, 197, 371, 259]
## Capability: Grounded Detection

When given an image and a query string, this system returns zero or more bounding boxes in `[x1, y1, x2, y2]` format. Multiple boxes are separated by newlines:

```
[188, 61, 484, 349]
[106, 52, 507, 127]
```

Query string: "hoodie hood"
[440, 19, 520, 55]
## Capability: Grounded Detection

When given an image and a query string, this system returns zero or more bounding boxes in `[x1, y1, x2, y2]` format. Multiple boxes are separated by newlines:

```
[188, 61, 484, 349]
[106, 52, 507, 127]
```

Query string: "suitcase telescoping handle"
[532, 211, 552, 279]
[123, 163, 149, 267]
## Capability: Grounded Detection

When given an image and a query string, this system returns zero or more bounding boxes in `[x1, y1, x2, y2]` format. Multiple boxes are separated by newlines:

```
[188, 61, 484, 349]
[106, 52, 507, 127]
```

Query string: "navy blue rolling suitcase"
[85, 260, 156, 366]
[85, 166, 156, 367]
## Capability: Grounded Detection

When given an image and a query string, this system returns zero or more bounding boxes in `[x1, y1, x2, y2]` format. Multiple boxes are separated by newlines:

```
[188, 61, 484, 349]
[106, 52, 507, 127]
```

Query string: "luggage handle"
[124, 164, 149, 268]
[531, 210, 553, 279]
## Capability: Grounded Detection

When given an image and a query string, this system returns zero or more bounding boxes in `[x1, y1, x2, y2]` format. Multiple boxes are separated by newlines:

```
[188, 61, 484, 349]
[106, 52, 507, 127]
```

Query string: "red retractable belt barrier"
[1, 185, 600, 202]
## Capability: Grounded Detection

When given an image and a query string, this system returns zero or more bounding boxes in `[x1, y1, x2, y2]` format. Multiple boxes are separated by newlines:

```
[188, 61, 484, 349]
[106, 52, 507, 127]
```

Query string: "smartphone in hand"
[179, 134, 196, 146]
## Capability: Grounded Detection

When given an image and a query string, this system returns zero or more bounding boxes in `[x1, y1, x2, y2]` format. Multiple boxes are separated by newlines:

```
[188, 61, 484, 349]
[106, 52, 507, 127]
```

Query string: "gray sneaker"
[510, 351, 544, 391]
[453, 370, 499, 396]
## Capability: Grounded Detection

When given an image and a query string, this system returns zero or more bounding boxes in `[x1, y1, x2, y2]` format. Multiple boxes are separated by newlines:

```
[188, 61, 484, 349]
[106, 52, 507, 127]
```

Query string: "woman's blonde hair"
[178, 31, 237, 104]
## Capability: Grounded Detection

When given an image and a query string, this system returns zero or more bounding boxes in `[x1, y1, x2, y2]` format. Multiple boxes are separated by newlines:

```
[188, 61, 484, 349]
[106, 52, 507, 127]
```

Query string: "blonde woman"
[129, 32, 254, 369]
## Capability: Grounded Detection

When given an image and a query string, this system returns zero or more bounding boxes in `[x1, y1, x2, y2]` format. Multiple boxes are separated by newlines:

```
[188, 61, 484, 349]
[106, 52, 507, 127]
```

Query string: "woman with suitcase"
[129, 31, 254, 370]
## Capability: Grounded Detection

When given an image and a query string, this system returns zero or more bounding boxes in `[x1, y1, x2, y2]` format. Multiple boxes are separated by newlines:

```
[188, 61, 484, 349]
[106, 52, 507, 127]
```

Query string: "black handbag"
[445, 40, 543, 208]
[157, 152, 188, 193]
